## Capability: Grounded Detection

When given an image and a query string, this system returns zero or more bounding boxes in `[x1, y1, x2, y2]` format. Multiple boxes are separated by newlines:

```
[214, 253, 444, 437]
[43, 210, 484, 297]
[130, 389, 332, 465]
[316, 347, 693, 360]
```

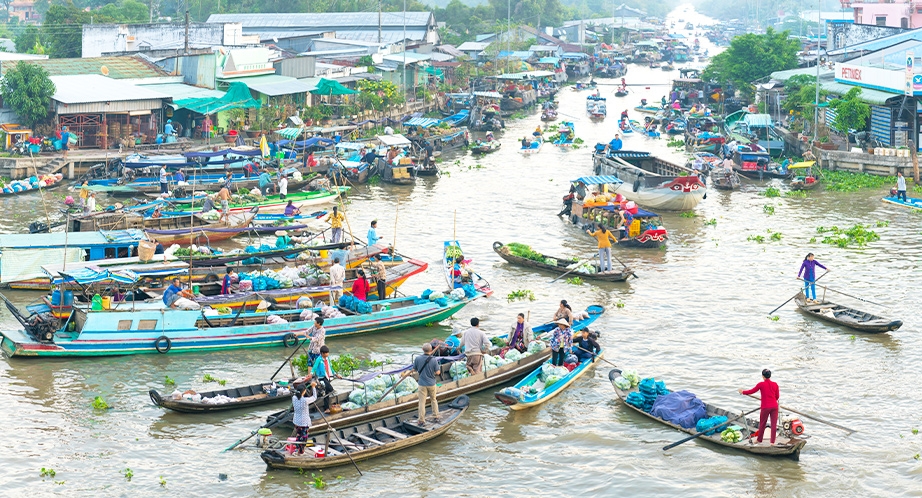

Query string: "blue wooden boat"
[0, 291, 483, 357]
[881, 194, 922, 209]
[630, 119, 661, 138]
[495, 343, 604, 410]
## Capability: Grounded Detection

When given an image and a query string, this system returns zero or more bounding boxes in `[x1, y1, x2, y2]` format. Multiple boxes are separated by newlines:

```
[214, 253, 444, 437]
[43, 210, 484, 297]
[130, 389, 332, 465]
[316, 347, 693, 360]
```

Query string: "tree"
[782, 74, 827, 123]
[702, 28, 800, 91]
[97, 0, 150, 22]
[15, 25, 41, 53]
[828, 87, 871, 142]
[42, 2, 91, 59]
[0, 61, 56, 127]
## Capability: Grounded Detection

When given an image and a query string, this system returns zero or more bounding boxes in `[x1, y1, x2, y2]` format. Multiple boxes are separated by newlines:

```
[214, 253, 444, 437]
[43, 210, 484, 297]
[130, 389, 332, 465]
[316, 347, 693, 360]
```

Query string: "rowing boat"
[443, 240, 492, 295]
[149, 379, 296, 413]
[259, 395, 470, 470]
[263, 305, 604, 431]
[492, 241, 633, 281]
[881, 193, 922, 209]
[495, 348, 603, 410]
[172, 188, 349, 214]
[470, 141, 502, 155]
[794, 291, 902, 333]
[608, 368, 807, 459]
[144, 210, 257, 245]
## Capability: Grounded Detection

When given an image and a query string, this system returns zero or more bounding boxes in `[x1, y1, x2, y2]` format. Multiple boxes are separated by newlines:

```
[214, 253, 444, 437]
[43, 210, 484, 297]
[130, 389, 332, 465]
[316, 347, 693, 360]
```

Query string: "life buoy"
[154, 335, 172, 354]
[283, 333, 298, 348]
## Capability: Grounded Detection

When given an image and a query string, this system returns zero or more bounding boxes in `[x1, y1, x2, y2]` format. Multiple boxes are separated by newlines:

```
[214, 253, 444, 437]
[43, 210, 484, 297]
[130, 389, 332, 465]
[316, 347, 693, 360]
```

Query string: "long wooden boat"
[591, 150, 705, 211]
[144, 210, 257, 245]
[709, 167, 741, 190]
[608, 368, 807, 459]
[263, 305, 604, 430]
[109, 176, 312, 197]
[0, 290, 481, 357]
[629, 119, 660, 138]
[470, 141, 502, 155]
[495, 348, 603, 410]
[150, 379, 296, 413]
[492, 241, 633, 281]
[260, 395, 470, 470]
[567, 200, 668, 249]
[881, 193, 922, 209]
[443, 240, 492, 296]
[171, 187, 349, 214]
[794, 292, 902, 333]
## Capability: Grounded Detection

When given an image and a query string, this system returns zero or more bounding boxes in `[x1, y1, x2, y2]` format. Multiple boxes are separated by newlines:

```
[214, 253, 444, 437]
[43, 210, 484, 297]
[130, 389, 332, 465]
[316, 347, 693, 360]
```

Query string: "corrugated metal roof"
[382, 52, 431, 64]
[572, 175, 624, 185]
[742, 114, 773, 128]
[137, 83, 224, 101]
[0, 229, 145, 249]
[11, 56, 168, 79]
[458, 41, 491, 51]
[208, 12, 433, 28]
[769, 66, 834, 82]
[226, 74, 313, 97]
[820, 82, 897, 105]
[51, 75, 168, 104]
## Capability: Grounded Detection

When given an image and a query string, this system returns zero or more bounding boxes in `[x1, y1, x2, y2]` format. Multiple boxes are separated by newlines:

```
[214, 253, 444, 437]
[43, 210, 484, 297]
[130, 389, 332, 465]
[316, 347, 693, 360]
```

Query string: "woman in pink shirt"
[739, 369, 780, 444]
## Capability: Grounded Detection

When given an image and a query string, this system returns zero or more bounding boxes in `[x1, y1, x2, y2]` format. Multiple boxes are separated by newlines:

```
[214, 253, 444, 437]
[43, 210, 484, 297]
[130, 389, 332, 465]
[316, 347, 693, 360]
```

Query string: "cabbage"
[348, 389, 368, 405]
[399, 376, 418, 392]
[365, 389, 384, 405]
[449, 361, 468, 380]
[365, 377, 387, 392]
[499, 387, 522, 399]
[614, 376, 631, 390]
[527, 340, 546, 354]
[622, 370, 640, 388]
[340, 402, 361, 411]
[504, 349, 523, 362]
[381, 374, 397, 388]
[544, 375, 562, 387]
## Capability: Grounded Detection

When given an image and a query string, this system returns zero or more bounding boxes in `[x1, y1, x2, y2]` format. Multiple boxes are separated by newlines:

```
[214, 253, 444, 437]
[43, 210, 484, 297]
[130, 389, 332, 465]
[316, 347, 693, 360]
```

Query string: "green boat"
[172, 187, 349, 214]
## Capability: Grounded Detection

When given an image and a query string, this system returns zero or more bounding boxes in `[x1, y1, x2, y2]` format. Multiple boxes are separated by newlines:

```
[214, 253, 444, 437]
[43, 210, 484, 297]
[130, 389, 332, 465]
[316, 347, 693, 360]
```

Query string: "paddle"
[816, 285, 886, 307]
[312, 394, 363, 476]
[768, 271, 829, 315]
[270, 336, 312, 381]
[548, 259, 590, 283]
[576, 345, 613, 367]
[612, 255, 638, 279]
[222, 406, 291, 452]
[662, 407, 761, 451]
[744, 394, 857, 434]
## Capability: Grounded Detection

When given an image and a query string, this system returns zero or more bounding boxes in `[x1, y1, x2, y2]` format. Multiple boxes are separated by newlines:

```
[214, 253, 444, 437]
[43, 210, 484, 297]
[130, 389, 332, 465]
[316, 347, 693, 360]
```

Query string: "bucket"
[285, 437, 299, 454]
[192, 285, 200, 294]
[101, 296, 111, 310]
[315, 447, 325, 458]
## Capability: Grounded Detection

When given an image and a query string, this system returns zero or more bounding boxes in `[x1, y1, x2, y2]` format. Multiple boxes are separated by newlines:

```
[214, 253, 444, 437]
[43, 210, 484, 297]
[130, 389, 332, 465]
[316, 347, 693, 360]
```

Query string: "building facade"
[843, 0, 922, 28]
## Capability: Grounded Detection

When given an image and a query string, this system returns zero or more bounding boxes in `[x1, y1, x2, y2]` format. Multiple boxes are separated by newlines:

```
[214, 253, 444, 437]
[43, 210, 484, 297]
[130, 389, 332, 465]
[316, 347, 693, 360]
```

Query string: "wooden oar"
[222, 406, 291, 452]
[548, 259, 590, 283]
[270, 336, 311, 381]
[768, 271, 829, 315]
[817, 285, 886, 307]
[662, 407, 761, 451]
[576, 346, 613, 367]
[612, 255, 638, 278]
[313, 397, 363, 476]
[744, 394, 857, 434]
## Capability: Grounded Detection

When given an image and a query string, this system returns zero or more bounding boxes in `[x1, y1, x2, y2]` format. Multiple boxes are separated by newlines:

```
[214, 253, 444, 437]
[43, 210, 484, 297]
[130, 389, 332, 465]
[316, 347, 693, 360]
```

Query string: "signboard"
[906, 52, 914, 97]
[835, 62, 906, 95]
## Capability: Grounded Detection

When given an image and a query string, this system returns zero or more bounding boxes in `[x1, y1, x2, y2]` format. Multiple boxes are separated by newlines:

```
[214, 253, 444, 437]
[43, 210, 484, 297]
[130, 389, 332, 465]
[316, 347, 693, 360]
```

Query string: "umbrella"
[259, 134, 269, 158]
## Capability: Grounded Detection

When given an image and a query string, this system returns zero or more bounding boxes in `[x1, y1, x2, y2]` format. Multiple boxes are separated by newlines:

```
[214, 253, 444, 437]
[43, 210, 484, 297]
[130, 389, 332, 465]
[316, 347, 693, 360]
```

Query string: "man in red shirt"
[739, 369, 780, 444]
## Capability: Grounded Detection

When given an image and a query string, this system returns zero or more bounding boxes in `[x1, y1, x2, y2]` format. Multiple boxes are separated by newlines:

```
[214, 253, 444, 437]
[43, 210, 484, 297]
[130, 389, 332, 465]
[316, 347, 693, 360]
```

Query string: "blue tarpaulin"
[650, 390, 707, 429]
[53, 268, 139, 286]
[276, 137, 336, 149]
[572, 175, 624, 186]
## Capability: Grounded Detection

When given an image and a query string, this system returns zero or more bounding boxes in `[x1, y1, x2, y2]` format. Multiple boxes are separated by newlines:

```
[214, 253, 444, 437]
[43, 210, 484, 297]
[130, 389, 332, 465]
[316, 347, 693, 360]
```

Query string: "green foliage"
[40, 468, 56, 478]
[782, 74, 827, 122]
[293, 353, 386, 375]
[828, 88, 871, 137]
[702, 28, 799, 89]
[159, 476, 167, 487]
[164, 376, 175, 386]
[747, 234, 765, 243]
[42, 3, 91, 59]
[679, 211, 696, 218]
[15, 25, 41, 54]
[122, 468, 133, 482]
[310, 472, 326, 489]
[822, 169, 893, 191]
[769, 315, 780, 321]
[704, 218, 717, 226]
[356, 79, 404, 111]
[565, 276, 583, 285]
[762, 186, 781, 197]
[0, 61, 55, 128]
[876, 220, 890, 227]
[506, 289, 536, 302]
[96, 0, 150, 22]
[91, 396, 110, 410]
[785, 190, 808, 198]
[615, 300, 625, 309]
[763, 204, 775, 215]
[816, 224, 880, 248]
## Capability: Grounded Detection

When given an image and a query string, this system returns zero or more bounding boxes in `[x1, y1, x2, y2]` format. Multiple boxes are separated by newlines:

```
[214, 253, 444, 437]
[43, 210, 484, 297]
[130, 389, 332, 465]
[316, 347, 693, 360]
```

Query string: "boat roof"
[404, 117, 441, 128]
[742, 113, 773, 128]
[376, 134, 413, 147]
[473, 91, 502, 99]
[788, 161, 815, 169]
[609, 150, 652, 159]
[572, 175, 624, 186]
[0, 229, 146, 249]
[50, 267, 140, 286]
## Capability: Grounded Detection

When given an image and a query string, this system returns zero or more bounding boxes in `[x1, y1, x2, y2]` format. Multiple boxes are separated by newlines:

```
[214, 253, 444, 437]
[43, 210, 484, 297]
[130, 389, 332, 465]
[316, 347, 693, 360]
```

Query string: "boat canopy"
[743, 113, 773, 128]
[788, 161, 815, 170]
[183, 148, 260, 158]
[572, 175, 625, 186]
[50, 268, 140, 286]
[596, 204, 660, 218]
[472, 91, 502, 99]
[276, 137, 336, 149]
[404, 117, 441, 128]
[377, 134, 413, 147]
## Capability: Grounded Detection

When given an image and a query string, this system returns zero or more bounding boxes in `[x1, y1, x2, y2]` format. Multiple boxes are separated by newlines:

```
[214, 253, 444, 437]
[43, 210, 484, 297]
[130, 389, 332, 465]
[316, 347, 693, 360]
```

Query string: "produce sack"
[621, 370, 640, 387]
[340, 402, 361, 411]
[614, 376, 631, 390]
[625, 392, 646, 409]
[695, 415, 728, 435]
[650, 390, 707, 428]
[504, 349, 523, 362]
[526, 340, 546, 354]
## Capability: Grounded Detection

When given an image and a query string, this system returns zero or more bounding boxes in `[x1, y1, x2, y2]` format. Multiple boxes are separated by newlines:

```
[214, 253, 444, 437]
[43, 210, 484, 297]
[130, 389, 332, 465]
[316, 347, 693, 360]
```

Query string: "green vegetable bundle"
[506, 242, 546, 263]
[445, 245, 464, 261]
[720, 428, 742, 443]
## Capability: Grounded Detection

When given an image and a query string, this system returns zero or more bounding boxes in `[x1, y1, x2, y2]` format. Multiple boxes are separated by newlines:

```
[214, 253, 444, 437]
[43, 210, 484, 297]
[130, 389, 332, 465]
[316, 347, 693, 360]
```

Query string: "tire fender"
[154, 335, 172, 354]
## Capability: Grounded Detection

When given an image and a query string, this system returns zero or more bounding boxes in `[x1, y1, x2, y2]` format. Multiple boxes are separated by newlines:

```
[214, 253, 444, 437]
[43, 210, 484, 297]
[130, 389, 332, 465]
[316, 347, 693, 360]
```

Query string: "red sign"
[841, 67, 862, 81]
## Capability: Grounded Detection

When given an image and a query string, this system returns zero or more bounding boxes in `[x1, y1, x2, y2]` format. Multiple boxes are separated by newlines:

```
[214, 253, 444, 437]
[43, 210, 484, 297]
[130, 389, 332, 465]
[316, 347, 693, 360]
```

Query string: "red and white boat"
[591, 149, 705, 211]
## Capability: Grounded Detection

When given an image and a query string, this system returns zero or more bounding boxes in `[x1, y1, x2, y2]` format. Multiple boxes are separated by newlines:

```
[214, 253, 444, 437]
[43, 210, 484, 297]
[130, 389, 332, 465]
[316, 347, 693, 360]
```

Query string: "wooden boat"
[567, 188, 668, 249]
[608, 368, 807, 459]
[172, 187, 349, 215]
[495, 347, 603, 410]
[263, 306, 605, 431]
[470, 141, 502, 155]
[615, 89, 629, 97]
[794, 292, 902, 333]
[633, 105, 661, 114]
[443, 240, 492, 296]
[881, 193, 922, 209]
[149, 379, 296, 413]
[591, 151, 705, 211]
[661, 64, 675, 71]
[709, 167, 741, 190]
[260, 395, 470, 470]
[541, 109, 558, 121]
[0, 174, 64, 196]
[788, 161, 821, 191]
[493, 241, 633, 281]
[520, 136, 543, 155]
[629, 119, 660, 138]
[143, 210, 257, 245]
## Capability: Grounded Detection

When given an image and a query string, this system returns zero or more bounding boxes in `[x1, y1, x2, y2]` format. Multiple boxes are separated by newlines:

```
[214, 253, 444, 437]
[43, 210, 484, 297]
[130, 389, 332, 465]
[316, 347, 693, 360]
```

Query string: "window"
[117, 320, 132, 330]
[902, 17, 909, 28]
[876, 16, 888, 26]
[138, 319, 158, 330]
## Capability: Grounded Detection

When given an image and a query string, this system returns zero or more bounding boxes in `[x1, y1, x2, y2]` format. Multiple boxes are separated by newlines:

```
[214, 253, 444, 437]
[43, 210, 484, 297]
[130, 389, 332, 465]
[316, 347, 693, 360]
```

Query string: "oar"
[576, 346, 614, 367]
[612, 255, 638, 279]
[817, 285, 886, 307]
[270, 336, 312, 381]
[312, 397, 363, 476]
[744, 394, 857, 434]
[548, 259, 590, 283]
[662, 407, 761, 451]
[222, 407, 290, 452]
[768, 271, 829, 315]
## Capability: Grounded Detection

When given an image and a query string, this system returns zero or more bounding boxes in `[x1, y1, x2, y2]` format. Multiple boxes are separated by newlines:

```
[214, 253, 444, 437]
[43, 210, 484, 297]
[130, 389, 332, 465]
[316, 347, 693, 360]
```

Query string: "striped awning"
[572, 175, 624, 185]
[276, 127, 304, 140]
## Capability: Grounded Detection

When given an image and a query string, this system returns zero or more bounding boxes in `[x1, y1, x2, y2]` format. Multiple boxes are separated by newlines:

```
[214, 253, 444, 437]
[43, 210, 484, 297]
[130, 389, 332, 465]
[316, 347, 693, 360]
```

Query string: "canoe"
[790, 178, 821, 191]
[492, 241, 633, 281]
[607, 368, 807, 459]
[470, 141, 502, 155]
[794, 291, 902, 333]
[263, 305, 605, 431]
[443, 240, 492, 295]
[144, 210, 257, 245]
[149, 379, 296, 413]
[520, 137, 543, 155]
[495, 347, 603, 410]
[881, 194, 922, 209]
[634, 105, 661, 114]
[709, 168, 741, 190]
[172, 188, 349, 214]
[259, 395, 470, 470]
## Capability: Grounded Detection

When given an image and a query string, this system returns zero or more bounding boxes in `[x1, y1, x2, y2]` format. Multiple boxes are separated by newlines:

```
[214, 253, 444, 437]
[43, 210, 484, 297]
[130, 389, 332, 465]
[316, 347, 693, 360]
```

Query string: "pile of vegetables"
[445, 245, 464, 261]
[506, 242, 555, 265]
[172, 245, 216, 258]
[721, 427, 743, 443]
[621, 370, 640, 388]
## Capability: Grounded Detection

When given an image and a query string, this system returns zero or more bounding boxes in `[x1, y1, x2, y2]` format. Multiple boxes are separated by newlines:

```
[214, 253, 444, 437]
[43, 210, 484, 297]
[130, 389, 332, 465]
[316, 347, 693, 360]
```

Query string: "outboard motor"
[29, 221, 50, 234]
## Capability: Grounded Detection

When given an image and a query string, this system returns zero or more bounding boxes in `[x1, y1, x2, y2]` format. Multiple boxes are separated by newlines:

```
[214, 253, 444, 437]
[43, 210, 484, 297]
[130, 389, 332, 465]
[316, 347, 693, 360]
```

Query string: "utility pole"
[378, 0, 382, 44]
[184, 10, 190, 55]
[813, 0, 821, 142]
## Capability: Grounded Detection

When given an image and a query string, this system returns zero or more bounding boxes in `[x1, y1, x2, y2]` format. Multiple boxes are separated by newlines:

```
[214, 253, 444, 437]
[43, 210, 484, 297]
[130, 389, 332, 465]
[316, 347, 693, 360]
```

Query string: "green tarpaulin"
[310, 78, 358, 95]
[174, 82, 262, 115]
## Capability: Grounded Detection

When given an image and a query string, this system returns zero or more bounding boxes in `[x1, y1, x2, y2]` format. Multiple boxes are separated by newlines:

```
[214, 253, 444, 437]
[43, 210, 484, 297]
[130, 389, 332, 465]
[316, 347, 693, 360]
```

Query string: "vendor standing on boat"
[370, 254, 387, 299]
[461, 317, 490, 375]
[404, 342, 441, 426]
[738, 369, 780, 445]
[216, 186, 231, 222]
[291, 380, 318, 455]
[301, 316, 326, 365]
[351, 269, 369, 301]
[549, 320, 573, 367]
[324, 206, 346, 243]
[367, 220, 381, 246]
[311, 346, 343, 414]
[506, 313, 533, 353]
[896, 172, 908, 202]
[329, 257, 346, 303]
[586, 224, 618, 272]
[159, 165, 169, 195]
[798, 253, 827, 303]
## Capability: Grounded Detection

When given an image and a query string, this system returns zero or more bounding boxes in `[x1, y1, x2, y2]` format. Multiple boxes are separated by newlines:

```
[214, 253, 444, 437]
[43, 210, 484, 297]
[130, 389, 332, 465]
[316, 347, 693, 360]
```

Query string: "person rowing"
[798, 252, 828, 304]
[738, 369, 780, 445]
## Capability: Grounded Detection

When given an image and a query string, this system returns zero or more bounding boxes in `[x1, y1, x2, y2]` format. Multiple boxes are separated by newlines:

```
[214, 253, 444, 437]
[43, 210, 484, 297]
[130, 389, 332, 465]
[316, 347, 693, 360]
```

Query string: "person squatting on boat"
[574, 329, 601, 363]
[554, 300, 574, 325]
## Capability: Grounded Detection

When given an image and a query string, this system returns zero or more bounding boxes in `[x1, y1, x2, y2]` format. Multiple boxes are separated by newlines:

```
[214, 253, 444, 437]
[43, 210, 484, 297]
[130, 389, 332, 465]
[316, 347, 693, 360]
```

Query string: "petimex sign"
[835, 62, 916, 95]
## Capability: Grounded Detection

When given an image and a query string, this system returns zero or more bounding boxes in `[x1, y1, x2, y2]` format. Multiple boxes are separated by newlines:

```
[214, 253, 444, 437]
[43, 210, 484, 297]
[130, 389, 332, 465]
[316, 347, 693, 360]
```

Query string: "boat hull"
[794, 292, 902, 333]
[881, 194, 922, 209]
[500, 350, 603, 410]
[492, 242, 633, 281]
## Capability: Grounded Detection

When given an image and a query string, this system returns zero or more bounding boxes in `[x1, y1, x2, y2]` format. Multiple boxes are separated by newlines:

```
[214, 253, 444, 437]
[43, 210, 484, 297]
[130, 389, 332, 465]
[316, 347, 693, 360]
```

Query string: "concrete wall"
[82, 23, 247, 58]
[817, 148, 916, 176]
[850, 2, 921, 28]
[826, 22, 907, 53]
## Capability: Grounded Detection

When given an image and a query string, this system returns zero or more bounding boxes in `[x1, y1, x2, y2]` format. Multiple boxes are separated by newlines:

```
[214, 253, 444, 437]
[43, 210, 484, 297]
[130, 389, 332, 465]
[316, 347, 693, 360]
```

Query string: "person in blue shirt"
[310, 346, 342, 413]
[221, 269, 235, 295]
[257, 169, 273, 195]
[444, 330, 461, 355]
[174, 170, 185, 183]
[162, 278, 183, 306]
[367, 220, 381, 246]
[164, 120, 175, 136]
[608, 134, 623, 152]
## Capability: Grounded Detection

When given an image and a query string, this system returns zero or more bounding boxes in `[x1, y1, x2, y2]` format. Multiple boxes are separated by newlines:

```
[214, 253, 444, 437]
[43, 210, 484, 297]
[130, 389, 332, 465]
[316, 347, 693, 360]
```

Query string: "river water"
[1, 6, 920, 497]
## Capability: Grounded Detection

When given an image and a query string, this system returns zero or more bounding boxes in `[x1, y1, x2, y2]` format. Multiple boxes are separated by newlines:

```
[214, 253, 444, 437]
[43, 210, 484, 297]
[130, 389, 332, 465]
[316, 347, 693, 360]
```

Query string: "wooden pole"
[911, 139, 920, 183]
[392, 199, 399, 253]
[332, 174, 355, 248]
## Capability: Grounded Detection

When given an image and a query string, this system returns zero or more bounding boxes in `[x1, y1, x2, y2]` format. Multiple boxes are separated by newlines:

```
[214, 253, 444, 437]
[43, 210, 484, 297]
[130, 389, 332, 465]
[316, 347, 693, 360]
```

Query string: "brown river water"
[1, 7, 921, 496]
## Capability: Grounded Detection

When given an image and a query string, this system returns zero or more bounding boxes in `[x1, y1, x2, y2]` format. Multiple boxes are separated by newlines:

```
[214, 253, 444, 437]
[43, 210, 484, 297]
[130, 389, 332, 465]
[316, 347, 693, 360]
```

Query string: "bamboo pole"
[392, 199, 399, 254]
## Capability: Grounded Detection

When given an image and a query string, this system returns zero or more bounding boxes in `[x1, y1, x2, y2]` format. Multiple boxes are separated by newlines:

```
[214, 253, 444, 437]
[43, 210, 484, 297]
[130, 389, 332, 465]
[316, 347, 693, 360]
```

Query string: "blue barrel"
[53, 140, 62, 150]
[51, 290, 62, 306]
[63, 291, 74, 306]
